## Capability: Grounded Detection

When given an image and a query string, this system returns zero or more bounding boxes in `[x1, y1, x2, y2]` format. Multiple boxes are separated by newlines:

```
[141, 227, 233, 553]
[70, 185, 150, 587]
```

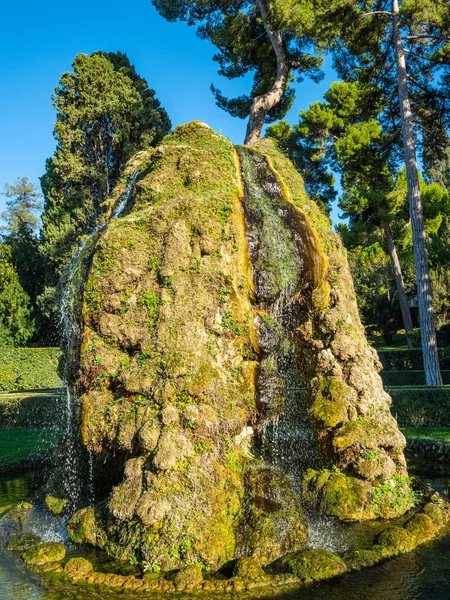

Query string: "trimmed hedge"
[378, 348, 450, 371]
[382, 370, 450, 387]
[0, 347, 62, 391]
[390, 385, 450, 427]
[0, 390, 65, 427]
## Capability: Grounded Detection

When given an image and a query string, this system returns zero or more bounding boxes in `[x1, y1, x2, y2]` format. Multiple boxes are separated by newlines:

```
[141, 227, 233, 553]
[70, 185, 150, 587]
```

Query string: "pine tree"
[153, 0, 326, 143]
[0, 244, 34, 345]
[40, 51, 171, 280]
[1, 178, 45, 342]
[1, 177, 42, 238]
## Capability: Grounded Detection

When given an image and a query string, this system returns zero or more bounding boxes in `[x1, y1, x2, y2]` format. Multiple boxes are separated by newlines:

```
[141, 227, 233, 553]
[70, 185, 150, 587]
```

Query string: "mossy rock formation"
[65, 122, 411, 568]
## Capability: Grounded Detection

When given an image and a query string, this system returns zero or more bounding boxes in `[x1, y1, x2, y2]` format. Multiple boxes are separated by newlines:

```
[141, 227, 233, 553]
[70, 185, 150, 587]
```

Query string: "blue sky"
[0, 0, 340, 219]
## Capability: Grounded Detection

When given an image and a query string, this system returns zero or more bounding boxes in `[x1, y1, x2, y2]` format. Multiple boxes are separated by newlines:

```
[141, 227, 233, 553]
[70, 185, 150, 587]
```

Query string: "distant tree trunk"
[381, 221, 415, 350]
[392, 0, 442, 384]
[244, 0, 289, 145]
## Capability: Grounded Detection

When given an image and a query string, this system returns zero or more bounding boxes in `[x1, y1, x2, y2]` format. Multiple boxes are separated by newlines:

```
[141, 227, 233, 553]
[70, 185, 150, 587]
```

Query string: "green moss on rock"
[233, 557, 266, 580]
[375, 526, 416, 554]
[344, 546, 388, 571]
[7, 532, 42, 553]
[309, 377, 355, 428]
[67, 506, 107, 547]
[174, 564, 203, 589]
[64, 557, 94, 579]
[303, 469, 374, 520]
[240, 467, 308, 565]
[61, 121, 413, 572]
[45, 495, 67, 515]
[282, 548, 347, 583]
[22, 542, 66, 566]
[403, 513, 436, 542]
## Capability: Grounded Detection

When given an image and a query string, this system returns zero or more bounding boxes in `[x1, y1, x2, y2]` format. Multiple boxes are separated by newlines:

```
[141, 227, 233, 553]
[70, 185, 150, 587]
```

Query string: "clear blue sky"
[0, 0, 341, 219]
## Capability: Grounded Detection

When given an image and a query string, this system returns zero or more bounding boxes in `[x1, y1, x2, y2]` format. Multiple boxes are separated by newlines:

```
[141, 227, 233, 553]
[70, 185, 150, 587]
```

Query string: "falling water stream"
[55, 171, 140, 506]
[237, 147, 345, 550]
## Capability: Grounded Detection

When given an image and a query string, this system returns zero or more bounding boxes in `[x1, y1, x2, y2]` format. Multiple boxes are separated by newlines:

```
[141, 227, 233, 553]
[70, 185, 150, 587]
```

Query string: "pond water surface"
[1, 468, 450, 600]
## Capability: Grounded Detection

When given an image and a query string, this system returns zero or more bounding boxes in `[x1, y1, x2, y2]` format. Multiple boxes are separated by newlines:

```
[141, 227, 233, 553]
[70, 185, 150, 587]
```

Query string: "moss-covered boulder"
[45, 495, 67, 515]
[233, 557, 266, 580]
[282, 548, 347, 583]
[239, 467, 308, 565]
[174, 564, 203, 589]
[61, 122, 411, 569]
[64, 557, 94, 579]
[22, 542, 66, 567]
[67, 506, 107, 547]
[303, 468, 414, 521]
[7, 532, 42, 553]
[375, 526, 416, 554]
[403, 513, 436, 542]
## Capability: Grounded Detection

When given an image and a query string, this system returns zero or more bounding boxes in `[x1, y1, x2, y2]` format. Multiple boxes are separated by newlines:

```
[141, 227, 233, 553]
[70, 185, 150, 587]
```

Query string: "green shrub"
[390, 386, 450, 427]
[381, 370, 450, 386]
[0, 347, 61, 391]
[0, 391, 64, 427]
[378, 348, 450, 371]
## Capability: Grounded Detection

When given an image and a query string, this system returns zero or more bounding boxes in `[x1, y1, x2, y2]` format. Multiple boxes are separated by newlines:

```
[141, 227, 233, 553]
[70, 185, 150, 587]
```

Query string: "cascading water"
[238, 146, 348, 552]
[55, 171, 140, 506]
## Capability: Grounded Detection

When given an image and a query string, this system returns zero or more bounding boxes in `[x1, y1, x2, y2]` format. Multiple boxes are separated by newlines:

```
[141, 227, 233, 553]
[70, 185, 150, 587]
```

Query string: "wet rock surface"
[55, 121, 412, 573]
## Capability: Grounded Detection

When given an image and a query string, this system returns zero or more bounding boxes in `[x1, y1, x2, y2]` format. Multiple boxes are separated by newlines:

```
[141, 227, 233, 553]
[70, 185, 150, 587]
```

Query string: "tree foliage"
[0, 244, 34, 346]
[40, 51, 171, 280]
[1, 177, 43, 238]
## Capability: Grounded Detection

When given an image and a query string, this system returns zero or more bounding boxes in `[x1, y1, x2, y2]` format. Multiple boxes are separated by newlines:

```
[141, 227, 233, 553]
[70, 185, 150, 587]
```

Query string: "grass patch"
[401, 427, 450, 443]
[369, 331, 417, 351]
[0, 427, 62, 465]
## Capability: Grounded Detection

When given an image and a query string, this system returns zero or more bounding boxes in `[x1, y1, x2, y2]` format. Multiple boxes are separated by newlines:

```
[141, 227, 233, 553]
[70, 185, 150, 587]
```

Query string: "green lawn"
[0, 427, 62, 465]
[401, 427, 450, 442]
[369, 331, 417, 352]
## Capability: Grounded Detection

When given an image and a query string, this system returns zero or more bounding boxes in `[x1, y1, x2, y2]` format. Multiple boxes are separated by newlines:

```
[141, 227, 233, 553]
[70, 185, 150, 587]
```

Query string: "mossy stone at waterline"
[64, 557, 94, 579]
[21, 542, 66, 566]
[58, 122, 411, 569]
[8, 532, 42, 553]
[282, 548, 347, 583]
[45, 495, 67, 515]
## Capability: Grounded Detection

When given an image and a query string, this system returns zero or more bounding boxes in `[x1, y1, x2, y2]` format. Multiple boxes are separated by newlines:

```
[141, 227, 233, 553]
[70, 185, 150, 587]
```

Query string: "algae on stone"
[22, 542, 66, 566]
[45, 495, 67, 515]
[66, 122, 307, 569]
[62, 120, 412, 575]
[282, 548, 347, 583]
[8, 532, 42, 553]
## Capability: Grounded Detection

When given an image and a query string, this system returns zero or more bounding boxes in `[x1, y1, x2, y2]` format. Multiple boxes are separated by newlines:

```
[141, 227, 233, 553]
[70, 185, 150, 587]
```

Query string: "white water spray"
[56, 171, 140, 505]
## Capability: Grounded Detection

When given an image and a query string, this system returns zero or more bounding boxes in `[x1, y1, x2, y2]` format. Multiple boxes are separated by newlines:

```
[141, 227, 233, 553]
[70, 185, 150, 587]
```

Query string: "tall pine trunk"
[392, 0, 442, 384]
[244, 0, 289, 145]
[381, 221, 415, 350]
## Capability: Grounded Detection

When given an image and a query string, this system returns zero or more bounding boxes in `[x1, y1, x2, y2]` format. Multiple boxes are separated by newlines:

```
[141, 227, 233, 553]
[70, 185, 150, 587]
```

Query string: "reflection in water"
[272, 536, 450, 600]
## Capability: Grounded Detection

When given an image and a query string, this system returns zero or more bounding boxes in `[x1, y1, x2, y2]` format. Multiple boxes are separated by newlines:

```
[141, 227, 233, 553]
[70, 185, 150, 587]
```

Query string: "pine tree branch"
[406, 34, 449, 42]
[404, 49, 437, 63]
[360, 11, 393, 18]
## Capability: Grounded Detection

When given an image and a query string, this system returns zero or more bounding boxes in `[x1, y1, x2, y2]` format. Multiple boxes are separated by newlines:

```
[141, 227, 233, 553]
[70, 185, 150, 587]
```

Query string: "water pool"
[1, 470, 450, 600]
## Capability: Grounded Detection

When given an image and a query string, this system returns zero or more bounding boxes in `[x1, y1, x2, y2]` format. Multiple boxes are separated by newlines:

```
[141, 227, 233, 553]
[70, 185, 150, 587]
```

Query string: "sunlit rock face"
[67, 122, 411, 569]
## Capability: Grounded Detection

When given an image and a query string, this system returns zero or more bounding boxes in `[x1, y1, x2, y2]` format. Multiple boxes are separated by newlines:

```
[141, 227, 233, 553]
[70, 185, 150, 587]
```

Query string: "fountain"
[3, 122, 450, 598]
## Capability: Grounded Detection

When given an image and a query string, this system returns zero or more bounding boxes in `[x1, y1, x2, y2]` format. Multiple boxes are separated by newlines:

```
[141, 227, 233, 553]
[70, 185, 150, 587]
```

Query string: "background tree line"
[0, 51, 171, 345]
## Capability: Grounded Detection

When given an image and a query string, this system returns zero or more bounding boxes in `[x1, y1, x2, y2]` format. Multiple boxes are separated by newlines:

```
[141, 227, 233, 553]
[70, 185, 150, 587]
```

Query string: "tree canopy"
[40, 51, 171, 281]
